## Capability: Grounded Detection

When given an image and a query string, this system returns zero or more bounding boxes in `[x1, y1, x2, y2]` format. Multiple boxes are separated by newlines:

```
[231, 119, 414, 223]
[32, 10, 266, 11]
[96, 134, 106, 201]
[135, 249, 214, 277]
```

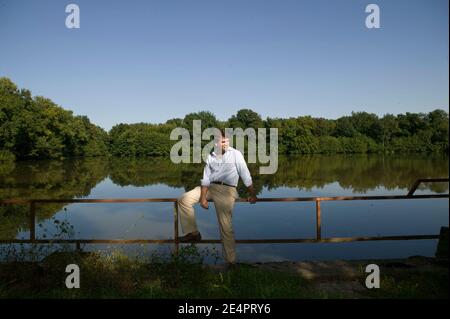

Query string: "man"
[177, 130, 257, 265]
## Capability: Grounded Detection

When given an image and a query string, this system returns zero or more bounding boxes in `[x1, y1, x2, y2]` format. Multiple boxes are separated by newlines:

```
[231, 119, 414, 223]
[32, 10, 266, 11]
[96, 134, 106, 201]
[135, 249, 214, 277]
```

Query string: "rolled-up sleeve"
[201, 156, 212, 187]
[235, 150, 253, 187]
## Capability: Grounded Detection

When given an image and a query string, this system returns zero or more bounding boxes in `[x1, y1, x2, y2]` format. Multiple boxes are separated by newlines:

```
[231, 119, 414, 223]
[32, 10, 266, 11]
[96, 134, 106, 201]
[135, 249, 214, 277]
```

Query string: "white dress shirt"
[201, 147, 253, 187]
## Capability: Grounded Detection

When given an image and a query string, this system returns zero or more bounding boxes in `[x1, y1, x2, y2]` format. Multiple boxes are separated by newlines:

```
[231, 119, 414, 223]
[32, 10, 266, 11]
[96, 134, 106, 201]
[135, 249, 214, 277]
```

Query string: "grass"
[0, 245, 448, 299]
[359, 263, 449, 299]
[0, 246, 326, 299]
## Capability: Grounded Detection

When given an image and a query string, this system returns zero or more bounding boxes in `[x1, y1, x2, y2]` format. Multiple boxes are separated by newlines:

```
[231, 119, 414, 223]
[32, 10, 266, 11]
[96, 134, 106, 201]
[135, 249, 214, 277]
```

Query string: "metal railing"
[0, 178, 448, 254]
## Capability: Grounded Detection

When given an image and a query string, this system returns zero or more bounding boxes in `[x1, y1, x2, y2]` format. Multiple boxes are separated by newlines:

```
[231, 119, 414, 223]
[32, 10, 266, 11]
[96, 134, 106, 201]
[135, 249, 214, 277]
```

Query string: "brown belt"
[211, 181, 236, 188]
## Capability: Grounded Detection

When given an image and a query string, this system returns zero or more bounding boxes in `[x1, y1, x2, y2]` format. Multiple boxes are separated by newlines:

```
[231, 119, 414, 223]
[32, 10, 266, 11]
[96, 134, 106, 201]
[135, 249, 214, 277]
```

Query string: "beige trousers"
[177, 184, 239, 263]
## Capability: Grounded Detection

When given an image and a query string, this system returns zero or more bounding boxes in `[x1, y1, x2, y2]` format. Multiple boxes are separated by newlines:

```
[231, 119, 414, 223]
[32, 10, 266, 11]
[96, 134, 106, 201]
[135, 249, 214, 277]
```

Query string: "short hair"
[214, 129, 227, 142]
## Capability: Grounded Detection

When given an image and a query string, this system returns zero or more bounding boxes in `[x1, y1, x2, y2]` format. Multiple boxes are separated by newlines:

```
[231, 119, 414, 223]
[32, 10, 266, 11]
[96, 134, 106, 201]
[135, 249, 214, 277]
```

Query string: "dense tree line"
[1, 77, 448, 160]
[109, 108, 448, 156]
[0, 78, 109, 160]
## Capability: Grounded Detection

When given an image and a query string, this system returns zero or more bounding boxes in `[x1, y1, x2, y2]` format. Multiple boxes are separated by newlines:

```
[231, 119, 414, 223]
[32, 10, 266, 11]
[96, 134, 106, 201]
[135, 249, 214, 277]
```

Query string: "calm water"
[0, 154, 448, 263]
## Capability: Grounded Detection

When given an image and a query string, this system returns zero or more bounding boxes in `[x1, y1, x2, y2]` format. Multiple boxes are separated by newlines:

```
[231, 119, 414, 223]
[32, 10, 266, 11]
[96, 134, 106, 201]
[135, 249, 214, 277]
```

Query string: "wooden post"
[435, 226, 449, 260]
[315, 200, 321, 240]
[174, 201, 179, 255]
[29, 202, 36, 241]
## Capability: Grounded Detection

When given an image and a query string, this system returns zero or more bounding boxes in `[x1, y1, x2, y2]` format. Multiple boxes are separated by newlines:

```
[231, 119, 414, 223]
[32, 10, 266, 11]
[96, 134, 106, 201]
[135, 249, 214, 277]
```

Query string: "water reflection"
[0, 154, 448, 261]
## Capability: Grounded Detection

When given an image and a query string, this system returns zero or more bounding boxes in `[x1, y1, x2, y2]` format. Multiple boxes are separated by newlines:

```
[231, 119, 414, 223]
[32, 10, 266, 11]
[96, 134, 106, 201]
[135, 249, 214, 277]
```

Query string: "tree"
[427, 109, 449, 149]
[228, 109, 263, 129]
[183, 111, 218, 130]
[379, 114, 399, 149]
[334, 117, 357, 137]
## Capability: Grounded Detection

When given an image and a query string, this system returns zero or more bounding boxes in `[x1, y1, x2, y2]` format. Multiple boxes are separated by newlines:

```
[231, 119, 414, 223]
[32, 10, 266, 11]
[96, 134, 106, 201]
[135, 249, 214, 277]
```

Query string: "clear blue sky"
[0, 0, 448, 130]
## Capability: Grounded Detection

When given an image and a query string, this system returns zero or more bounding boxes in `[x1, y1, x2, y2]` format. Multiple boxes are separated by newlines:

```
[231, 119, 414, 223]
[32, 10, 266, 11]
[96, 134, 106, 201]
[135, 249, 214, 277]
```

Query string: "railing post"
[315, 200, 321, 240]
[174, 201, 179, 255]
[407, 179, 422, 196]
[29, 201, 36, 241]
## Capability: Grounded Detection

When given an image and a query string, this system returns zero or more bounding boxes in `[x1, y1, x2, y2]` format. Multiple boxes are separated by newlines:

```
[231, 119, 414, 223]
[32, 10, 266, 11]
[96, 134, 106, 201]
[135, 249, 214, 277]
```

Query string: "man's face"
[216, 136, 229, 153]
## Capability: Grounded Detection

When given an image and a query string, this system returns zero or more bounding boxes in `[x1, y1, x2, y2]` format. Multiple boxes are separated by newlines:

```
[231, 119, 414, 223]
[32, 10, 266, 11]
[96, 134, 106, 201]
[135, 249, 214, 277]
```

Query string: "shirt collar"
[211, 146, 233, 157]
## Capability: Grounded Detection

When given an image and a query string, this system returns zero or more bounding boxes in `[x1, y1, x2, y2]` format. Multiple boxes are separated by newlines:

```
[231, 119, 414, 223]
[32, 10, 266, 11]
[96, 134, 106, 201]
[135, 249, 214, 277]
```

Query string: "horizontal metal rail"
[0, 235, 440, 245]
[0, 178, 448, 255]
[1, 193, 448, 205]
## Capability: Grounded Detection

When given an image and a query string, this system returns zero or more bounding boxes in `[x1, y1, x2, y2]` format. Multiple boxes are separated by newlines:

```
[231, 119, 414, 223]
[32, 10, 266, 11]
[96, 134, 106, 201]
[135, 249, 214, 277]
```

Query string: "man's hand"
[200, 196, 209, 209]
[247, 184, 257, 204]
[248, 194, 257, 204]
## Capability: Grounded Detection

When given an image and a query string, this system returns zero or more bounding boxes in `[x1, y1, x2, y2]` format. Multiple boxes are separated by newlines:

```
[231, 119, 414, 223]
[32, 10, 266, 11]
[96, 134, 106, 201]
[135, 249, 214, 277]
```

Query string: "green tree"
[0, 77, 109, 160]
[228, 109, 263, 129]
[183, 111, 218, 130]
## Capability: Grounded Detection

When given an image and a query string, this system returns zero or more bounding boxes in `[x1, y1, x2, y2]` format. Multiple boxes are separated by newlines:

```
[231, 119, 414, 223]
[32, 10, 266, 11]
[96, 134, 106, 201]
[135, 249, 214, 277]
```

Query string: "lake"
[0, 154, 448, 263]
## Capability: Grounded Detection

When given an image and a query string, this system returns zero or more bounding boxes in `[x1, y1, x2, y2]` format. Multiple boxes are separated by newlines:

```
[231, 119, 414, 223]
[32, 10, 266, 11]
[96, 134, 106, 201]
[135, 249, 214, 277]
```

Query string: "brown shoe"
[178, 232, 202, 243]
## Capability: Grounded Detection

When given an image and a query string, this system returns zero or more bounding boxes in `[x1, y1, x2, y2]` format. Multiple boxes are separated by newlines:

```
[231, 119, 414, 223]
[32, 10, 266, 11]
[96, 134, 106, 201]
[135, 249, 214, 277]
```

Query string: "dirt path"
[209, 256, 448, 298]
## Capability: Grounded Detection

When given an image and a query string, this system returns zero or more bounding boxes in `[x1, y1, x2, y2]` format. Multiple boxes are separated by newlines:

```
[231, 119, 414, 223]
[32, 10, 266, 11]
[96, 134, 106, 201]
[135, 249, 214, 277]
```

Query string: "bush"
[0, 150, 15, 162]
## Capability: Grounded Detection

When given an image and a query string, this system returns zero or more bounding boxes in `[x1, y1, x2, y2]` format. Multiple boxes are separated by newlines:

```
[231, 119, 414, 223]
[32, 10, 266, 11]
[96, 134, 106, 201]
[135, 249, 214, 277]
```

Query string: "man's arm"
[200, 156, 211, 209]
[200, 186, 209, 209]
[235, 151, 257, 204]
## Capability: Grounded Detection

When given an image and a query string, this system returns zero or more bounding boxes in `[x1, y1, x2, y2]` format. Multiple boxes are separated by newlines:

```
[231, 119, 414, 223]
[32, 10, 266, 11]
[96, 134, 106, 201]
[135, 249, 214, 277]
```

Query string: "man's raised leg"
[177, 186, 202, 241]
